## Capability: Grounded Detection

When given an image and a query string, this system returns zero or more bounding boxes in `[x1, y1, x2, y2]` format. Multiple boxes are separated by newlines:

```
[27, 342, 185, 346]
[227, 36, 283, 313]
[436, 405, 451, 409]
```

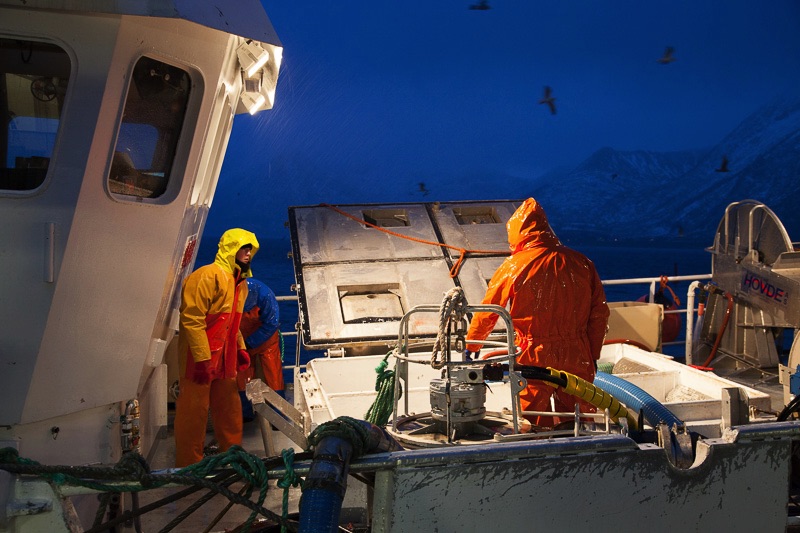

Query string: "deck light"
[241, 91, 266, 115]
[237, 39, 270, 78]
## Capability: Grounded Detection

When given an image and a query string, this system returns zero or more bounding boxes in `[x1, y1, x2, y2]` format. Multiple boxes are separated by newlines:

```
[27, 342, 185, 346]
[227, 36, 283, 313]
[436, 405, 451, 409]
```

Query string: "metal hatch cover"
[288, 201, 521, 351]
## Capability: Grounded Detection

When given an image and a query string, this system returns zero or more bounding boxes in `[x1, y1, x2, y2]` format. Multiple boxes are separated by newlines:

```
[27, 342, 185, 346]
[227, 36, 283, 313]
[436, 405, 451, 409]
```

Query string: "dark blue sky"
[208, 0, 800, 240]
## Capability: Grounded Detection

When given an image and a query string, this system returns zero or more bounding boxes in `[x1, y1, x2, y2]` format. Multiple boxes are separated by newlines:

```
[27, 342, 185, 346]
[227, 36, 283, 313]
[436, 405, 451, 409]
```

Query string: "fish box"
[599, 343, 772, 437]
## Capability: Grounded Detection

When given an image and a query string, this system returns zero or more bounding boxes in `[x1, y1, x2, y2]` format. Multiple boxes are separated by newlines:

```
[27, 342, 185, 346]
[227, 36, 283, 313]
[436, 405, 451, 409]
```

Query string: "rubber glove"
[237, 349, 251, 372]
[191, 359, 212, 385]
[464, 350, 480, 361]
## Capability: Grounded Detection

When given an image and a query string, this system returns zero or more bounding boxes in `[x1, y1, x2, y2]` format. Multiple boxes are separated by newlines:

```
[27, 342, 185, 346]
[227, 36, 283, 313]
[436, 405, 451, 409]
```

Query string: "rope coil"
[306, 416, 371, 458]
[364, 351, 399, 427]
[659, 275, 681, 306]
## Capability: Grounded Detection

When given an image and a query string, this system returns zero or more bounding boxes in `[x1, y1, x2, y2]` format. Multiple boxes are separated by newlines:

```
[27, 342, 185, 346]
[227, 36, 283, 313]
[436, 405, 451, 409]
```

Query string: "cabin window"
[109, 56, 190, 200]
[0, 38, 70, 191]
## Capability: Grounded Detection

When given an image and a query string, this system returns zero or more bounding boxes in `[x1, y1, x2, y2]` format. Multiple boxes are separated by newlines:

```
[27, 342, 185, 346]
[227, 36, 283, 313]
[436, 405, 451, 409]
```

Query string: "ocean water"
[579, 242, 711, 301]
[195, 236, 713, 372]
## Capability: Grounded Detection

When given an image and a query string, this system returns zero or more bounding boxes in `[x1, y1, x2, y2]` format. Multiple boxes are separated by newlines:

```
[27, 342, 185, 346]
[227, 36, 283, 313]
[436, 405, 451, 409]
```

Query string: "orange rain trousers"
[236, 331, 284, 392]
[174, 376, 242, 467]
[519, 379, 598, 428]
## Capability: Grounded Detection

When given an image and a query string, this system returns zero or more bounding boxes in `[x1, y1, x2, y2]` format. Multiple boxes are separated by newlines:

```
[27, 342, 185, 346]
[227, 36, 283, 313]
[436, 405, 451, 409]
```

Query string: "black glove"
[464, 350, 480, 361]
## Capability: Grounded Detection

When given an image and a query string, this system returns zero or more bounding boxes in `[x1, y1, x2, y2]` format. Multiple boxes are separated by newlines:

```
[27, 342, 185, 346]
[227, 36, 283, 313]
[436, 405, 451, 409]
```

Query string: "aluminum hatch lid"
[288, 201, 520, 350]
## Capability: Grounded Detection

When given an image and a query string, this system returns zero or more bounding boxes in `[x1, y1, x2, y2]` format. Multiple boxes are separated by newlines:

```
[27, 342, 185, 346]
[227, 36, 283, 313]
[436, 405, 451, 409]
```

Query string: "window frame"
[0, 36, 72, 195]
[106, 54, 199, 205]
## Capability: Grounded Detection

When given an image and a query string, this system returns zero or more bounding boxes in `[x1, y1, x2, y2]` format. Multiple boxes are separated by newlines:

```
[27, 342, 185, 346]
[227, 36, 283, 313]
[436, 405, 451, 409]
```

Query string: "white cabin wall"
[142, 38, 241, 353]
[0, 10, 121, 426]
[20, 16, 238, 426]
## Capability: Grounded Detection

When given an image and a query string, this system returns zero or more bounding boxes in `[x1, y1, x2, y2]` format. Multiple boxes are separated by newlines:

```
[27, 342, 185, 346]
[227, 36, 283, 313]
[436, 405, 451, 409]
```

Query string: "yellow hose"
[546, 368, 639, 430]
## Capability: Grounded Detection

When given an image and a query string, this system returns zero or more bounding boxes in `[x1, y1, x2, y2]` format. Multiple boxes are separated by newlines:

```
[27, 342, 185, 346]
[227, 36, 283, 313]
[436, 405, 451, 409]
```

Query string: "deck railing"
[275, 271, 715, 373]
[602, 273, 713, 360]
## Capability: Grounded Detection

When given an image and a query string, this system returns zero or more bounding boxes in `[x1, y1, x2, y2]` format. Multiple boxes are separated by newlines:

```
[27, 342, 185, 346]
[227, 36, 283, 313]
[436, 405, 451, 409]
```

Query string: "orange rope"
[659, 275, 681, 307]
[320, 203, 508, 277]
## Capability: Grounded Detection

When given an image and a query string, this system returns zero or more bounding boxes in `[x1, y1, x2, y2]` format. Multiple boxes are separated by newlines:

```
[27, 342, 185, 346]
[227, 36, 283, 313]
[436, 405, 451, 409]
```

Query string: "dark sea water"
[196, 236, 714, 374]
[578, 242, 711, 301]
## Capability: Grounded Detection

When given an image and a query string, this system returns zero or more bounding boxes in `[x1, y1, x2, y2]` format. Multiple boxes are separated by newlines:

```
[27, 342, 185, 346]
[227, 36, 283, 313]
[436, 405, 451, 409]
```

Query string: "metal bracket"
[247, 379, 308, 452]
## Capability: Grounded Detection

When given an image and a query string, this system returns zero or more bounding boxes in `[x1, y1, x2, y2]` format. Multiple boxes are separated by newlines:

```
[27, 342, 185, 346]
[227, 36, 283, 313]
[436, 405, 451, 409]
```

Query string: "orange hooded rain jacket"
[174, 229, 259, 466]
[465, 198, 609, 425]
[178, 228, 259, 381]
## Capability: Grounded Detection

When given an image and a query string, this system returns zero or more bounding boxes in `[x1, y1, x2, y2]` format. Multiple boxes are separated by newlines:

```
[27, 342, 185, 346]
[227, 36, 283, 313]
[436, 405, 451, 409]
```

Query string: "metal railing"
[276, 272, 715, 371]
[602, 273, 713, 357]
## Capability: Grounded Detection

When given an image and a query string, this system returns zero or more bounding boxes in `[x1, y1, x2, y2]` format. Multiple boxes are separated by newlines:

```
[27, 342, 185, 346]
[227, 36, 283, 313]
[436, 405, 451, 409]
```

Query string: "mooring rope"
[431, 287, 469, 369]
[364, 350, 401, 427]
[0, 445, 305, 533]
[277, 448, 303, 533]
[306, 416, 372, 459]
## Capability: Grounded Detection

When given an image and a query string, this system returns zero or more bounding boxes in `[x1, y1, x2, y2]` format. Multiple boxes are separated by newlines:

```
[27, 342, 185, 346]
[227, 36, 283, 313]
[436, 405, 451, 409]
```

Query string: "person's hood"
[506, 198, 560, 254]
[214, 228, 259, 278]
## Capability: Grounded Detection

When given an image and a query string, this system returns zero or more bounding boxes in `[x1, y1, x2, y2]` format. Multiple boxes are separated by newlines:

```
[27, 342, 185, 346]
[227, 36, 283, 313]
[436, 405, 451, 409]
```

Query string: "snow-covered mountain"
[533, 96, 800, 245]
[207, 95, 800, 249]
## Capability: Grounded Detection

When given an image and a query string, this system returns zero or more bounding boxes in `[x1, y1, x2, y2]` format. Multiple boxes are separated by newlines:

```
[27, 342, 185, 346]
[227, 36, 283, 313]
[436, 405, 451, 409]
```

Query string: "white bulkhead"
[0, 0, 281, 463]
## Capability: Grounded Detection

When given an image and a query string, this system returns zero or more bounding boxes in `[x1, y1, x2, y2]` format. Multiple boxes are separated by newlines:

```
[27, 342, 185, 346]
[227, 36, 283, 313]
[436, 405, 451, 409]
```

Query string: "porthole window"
[0, 38, 70, 191]
[109, 56, 190, 200]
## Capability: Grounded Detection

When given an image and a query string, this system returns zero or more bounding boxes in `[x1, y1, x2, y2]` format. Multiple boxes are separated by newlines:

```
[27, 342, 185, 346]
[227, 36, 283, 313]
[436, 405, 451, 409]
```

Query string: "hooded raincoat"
[175, 228, 259, 466]
[465, 198, 609, 426]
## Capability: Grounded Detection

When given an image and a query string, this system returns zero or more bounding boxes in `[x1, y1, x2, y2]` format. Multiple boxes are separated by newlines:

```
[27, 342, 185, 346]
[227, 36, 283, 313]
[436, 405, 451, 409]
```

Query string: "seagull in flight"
[715, 155, 729, 173]
[469, 0, 491, 9]
[657, 46, 676, 64]
[538, 86, 556, 115]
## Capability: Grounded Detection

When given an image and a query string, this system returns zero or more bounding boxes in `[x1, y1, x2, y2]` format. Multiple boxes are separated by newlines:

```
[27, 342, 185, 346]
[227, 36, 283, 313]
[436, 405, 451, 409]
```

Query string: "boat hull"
[368, 425, 797, 532]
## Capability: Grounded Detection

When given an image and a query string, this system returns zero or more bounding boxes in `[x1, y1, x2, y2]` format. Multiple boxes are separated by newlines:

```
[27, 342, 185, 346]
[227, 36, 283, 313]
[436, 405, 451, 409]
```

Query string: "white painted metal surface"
[0, 0, 281, 47]
[599, 343, 772, 437]
[289, 202, 516, 351]
[298, 341, 771, 439]
[0, 0, 282, 468]
[369, 425, 797, 532]
[298, 353, 515, 427]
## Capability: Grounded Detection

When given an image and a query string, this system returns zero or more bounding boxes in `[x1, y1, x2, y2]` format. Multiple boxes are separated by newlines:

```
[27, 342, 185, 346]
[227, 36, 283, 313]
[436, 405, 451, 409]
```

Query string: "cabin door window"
[0, 38, 70, 192]
[108, 56, 191, 200]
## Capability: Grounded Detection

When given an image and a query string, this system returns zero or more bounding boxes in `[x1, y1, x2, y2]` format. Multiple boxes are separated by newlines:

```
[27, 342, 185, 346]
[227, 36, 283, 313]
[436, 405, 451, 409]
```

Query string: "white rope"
[430, 287, 468, 369]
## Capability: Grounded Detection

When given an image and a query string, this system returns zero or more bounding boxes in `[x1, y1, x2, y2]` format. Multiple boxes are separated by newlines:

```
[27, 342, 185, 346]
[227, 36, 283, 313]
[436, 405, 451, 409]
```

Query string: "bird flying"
[538, 86, 556, 115]
[469, 0, 491, 10]
[657, 46, 676, 64]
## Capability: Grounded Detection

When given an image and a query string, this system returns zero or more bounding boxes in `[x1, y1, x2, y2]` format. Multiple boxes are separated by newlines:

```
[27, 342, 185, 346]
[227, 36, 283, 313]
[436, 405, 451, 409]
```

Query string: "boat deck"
[108, 375, 800, 533]
[135, 398, 304, 533]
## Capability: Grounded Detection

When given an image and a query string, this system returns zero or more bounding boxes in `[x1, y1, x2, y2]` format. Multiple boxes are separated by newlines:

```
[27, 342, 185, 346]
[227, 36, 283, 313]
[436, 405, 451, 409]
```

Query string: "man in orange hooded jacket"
[465, 198, 609, 427]
[174, 228, 258, 466]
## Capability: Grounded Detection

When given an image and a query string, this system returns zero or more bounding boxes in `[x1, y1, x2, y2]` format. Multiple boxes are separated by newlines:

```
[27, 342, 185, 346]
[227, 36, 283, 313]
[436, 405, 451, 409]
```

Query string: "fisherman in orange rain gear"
[174, 228, 258, 467]
[236, 277, 284, 421]
[465, 198, 610, 427]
